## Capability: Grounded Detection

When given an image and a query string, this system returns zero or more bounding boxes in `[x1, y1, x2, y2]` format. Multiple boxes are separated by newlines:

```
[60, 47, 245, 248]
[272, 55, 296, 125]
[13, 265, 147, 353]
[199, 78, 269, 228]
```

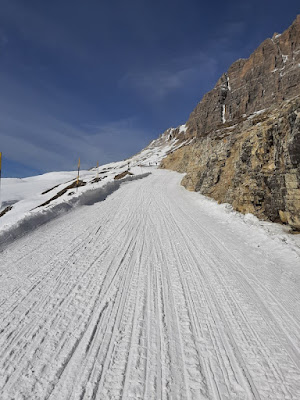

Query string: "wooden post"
[77, 157, 80, 186]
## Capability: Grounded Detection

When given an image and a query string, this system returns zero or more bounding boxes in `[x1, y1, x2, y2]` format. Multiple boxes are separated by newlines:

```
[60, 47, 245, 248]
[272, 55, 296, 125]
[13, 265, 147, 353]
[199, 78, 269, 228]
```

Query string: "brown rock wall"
[159, 16, 300, 230]
[186, 15, 300, 138]
[161, 98, 300, 230]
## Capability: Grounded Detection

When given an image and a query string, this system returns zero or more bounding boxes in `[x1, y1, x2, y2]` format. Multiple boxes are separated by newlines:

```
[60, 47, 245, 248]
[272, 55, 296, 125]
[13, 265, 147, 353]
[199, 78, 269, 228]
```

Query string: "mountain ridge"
[152, 15, 300, 230]
[185, 14, 300, 138]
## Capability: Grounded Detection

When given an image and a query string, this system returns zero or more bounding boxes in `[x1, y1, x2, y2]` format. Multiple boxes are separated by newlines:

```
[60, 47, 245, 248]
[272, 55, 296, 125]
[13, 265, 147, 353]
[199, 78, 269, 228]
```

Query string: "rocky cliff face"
[160, 16, 300, 230]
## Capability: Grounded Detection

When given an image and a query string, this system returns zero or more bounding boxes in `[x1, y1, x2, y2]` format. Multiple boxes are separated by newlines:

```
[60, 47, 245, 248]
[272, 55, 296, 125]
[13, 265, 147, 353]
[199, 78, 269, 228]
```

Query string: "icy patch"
[226, 74, 231, 91]
[179, 124, 187, 134]
[253, 109, 266, 116]
[222, 104, 226, 123]
[248, 109, 266, 119]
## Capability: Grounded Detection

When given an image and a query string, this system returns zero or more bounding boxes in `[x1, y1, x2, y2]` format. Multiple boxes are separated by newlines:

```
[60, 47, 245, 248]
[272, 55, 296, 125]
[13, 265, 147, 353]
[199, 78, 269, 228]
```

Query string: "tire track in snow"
[174, 196, 300, 378]
[152, 189, 251, 399]
[156, 171, 300, 399]
[0, 169, 300, 399]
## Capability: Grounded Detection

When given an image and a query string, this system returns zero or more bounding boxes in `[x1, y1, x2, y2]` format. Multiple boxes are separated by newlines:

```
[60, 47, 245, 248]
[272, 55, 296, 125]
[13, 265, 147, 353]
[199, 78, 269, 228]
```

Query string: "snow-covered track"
[0, 169, 299, 399]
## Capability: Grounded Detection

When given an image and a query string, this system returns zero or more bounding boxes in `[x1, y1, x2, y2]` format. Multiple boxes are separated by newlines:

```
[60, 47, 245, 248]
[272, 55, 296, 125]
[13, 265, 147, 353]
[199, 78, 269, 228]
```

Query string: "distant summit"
[185, 14, 300, 138]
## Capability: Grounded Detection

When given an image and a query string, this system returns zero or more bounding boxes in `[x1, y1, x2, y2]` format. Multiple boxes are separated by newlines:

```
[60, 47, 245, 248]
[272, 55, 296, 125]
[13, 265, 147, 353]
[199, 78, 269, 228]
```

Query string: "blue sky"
[0, 0, 299, 177]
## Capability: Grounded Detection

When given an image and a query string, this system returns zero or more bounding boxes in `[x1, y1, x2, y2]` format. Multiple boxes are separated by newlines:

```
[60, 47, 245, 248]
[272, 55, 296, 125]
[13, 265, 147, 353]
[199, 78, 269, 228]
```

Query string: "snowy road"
[0, 169, 300, 399]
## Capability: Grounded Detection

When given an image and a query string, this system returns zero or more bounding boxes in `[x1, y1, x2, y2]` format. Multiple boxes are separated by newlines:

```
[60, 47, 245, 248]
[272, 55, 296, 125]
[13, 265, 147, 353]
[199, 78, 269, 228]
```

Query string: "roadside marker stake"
[0, 152, 2, 209]
[77, 157, 80, 187]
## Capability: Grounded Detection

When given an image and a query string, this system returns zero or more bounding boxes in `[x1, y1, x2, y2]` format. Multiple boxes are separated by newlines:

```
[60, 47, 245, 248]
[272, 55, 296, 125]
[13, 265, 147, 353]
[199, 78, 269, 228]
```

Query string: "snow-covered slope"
[0, 126, 188, 237]
[130, 124, 190, 166]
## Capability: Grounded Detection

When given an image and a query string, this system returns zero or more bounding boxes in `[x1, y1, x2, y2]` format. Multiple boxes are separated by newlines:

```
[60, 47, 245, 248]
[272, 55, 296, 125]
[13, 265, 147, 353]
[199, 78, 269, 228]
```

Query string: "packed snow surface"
[0, 168, 300, 399]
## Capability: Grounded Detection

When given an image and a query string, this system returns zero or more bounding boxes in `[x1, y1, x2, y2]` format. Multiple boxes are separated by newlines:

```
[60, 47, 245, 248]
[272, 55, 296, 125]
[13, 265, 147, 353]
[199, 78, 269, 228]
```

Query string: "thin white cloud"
[0, 108, 149, 173]
[120, 51, 218, 101]
[0, 32, 8, 48]
[121, 70, 183, 99]
[120, 17, 247, 103]
[0, 71, 149, 174]
[0, 1, 92, 63]
[1, 117, 149, 172]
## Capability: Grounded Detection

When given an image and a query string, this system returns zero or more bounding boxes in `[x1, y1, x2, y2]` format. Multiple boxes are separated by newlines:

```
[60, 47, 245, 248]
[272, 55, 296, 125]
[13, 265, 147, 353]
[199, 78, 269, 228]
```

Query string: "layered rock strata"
[160, 16, 300, 230]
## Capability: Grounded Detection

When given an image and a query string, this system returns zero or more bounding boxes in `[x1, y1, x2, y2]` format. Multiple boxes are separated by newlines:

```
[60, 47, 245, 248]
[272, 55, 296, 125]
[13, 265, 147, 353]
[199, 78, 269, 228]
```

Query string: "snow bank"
[0, 173, 150, 250]
[185, 187, 300, 257]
